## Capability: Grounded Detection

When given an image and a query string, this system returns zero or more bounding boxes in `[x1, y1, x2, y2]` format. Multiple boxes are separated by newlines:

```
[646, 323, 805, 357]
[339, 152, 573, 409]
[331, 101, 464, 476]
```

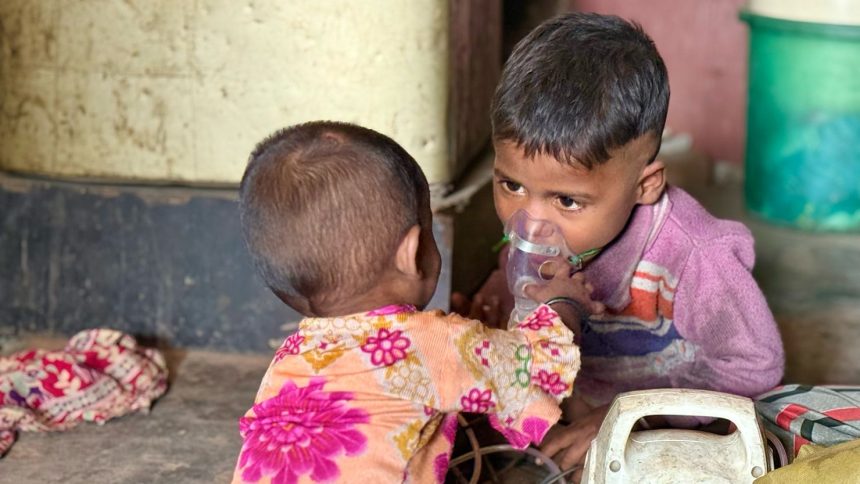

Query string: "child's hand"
[540, 404, 610, 477]
[450, 269, 513, 329]
[451, 292, 504, 329]
[524, 264, 605, 334]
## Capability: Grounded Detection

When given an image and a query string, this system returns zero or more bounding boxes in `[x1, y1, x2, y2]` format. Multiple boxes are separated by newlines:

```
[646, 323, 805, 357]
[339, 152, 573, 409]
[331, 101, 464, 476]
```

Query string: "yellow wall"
[0, 0, 451, 184]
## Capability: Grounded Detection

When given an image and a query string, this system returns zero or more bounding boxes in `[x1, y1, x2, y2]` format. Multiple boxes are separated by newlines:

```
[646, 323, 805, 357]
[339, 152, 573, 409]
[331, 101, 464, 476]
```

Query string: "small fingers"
[468, 294, 484, 320]
[450, 292, 469, 316]
[556, 262, 575, 279]
[539, 425, 578, 458]
[554, 438, 591, 471]
[522, 281, 541, 300]
[484, 295, 501, 328]
[539, 258, 568, 280]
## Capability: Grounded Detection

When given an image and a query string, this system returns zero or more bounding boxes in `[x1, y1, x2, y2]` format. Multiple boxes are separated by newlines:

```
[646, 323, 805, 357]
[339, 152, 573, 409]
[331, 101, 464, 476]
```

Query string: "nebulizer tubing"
[448, 443, 567, 483]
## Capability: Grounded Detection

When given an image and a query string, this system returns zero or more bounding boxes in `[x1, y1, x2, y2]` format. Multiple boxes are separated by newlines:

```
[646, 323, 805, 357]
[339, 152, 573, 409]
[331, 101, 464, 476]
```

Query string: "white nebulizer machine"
[581, 388, 775, 484]
[504, 209, 598, 327]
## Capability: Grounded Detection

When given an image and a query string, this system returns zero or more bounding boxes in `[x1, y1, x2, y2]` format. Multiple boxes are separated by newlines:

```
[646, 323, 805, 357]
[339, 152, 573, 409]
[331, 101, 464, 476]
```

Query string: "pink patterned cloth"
[234, 304, 579, 483]
[0, 329, 168, 456]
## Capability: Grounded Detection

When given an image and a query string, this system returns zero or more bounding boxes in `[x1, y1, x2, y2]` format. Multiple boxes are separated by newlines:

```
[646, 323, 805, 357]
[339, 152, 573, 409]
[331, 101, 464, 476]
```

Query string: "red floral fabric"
[0, 329, 168, 456]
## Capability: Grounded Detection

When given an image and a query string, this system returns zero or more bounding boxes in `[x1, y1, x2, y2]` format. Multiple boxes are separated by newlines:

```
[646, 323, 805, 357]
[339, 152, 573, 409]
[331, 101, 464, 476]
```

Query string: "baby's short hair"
[239, 121, 429, 307]
[492, 12, 670, 168]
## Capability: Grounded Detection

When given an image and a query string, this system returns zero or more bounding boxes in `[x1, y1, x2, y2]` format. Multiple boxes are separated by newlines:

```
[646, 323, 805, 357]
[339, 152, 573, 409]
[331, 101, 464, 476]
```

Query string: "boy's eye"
[557, 196, 582, 211]
[501, 180, 524, 194]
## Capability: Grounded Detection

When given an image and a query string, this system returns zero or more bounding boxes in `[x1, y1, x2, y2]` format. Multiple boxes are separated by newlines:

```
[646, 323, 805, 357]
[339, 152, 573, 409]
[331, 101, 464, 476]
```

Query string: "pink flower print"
[488, 415, 550, 449]
[361, 328, 411, 366]
[521, 417, 550, 443]
[518, 305, 555, 331]
[441, 413, 459, 444]
[273, 332, 304, 363]
[473, 340, 491, 366]
[460, 388, 495, 413]
[365, 304, 417, 316]
[489, 414, 530, 449]
[434, 452, 450, 483]
[535, 370, 570, 395]
[540, 341, 562, 357]
[237, 377, 370, 483]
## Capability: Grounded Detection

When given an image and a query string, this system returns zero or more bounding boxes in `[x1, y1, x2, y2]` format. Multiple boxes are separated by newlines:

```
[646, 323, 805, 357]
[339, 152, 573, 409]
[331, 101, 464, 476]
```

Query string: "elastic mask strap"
[492, 234, 510, 253]
[567, 247, 602, 270]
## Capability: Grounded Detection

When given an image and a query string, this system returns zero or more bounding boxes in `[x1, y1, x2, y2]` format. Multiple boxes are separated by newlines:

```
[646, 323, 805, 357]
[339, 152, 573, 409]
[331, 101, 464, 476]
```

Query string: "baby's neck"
[309, 288, 422, 318]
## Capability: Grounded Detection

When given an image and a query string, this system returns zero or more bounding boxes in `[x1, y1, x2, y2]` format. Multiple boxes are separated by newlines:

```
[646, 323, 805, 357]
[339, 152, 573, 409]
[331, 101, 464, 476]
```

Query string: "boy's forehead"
[492, 140, 590, 180]
[492, 138, 656, 194]
[493, 135, 658, 174]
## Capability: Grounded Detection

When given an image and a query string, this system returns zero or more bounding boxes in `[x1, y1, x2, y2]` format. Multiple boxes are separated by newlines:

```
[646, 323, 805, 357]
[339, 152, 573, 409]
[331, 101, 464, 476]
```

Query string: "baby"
[231, 121, 602, 483]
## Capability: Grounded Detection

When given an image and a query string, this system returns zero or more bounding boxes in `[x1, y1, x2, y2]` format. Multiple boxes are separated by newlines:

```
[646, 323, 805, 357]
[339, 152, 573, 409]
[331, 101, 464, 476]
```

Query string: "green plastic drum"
[741, 12, 860, 231]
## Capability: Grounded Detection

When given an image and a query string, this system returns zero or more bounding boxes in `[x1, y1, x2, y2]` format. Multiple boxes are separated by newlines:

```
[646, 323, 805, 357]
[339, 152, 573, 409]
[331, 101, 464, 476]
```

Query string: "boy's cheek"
[493, 193, 515, 224]
[559, 213, 622, 254]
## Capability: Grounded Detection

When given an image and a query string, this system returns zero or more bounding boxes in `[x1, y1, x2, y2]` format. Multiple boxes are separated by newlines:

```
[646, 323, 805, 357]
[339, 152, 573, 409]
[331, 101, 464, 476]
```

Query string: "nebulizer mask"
[504, 210, 600, 328]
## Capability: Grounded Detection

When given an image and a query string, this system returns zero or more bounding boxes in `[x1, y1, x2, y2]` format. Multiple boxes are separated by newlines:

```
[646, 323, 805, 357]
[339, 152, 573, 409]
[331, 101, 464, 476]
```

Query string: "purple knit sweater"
[482, 186, 785, 406]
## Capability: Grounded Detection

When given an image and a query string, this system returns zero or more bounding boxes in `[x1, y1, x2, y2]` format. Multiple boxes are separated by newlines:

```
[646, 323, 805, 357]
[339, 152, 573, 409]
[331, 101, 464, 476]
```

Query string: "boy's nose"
[523, 202, 551, 221]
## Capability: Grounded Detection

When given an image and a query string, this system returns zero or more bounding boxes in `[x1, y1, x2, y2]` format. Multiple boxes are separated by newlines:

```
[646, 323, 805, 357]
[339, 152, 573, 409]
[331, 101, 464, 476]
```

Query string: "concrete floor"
[0, 341, 269, 484]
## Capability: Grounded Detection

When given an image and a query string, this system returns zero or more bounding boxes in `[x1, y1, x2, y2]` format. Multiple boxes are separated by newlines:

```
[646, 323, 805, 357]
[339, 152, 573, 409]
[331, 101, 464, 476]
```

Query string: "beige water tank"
[0, 1, 499, 188]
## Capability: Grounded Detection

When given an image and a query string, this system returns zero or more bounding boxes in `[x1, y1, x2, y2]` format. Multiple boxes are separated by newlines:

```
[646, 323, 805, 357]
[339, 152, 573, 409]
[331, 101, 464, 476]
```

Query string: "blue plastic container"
[742, 12, 860, 231]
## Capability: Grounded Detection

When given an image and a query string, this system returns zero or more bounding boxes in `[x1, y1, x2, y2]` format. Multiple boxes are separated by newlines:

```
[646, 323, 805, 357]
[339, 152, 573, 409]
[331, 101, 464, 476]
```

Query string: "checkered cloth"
[0, 329, 168, 456]
[756, 385, 860, 465]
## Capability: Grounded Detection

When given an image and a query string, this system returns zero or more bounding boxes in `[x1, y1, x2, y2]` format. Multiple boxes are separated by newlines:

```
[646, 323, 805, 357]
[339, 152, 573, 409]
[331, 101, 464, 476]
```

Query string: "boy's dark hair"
[492, 12, 670, 168]
[239, 121, 429, 308]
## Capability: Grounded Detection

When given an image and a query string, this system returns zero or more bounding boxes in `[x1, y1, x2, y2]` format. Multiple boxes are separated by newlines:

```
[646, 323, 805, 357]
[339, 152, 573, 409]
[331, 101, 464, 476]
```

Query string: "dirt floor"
[0, 339, 270, 484]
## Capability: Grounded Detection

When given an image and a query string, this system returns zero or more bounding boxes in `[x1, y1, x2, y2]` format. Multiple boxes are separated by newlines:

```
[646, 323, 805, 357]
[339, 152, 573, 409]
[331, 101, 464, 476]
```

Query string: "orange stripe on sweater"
[617, 287, 675, 321]
[633, 271, 678, 292]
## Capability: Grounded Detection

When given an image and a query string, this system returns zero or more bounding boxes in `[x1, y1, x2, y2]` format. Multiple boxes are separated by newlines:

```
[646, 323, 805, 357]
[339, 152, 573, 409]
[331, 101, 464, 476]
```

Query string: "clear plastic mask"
[504, 210, 598, 327]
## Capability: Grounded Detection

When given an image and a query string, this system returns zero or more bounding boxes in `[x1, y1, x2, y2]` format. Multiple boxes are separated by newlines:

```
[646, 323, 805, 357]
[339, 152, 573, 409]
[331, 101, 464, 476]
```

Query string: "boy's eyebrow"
[548, 189, 594, 202]
[493, 167, 515, 179]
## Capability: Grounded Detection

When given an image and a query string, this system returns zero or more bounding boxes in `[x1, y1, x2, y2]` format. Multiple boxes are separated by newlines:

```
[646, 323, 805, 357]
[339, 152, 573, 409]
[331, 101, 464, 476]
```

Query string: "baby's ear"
[636, 159, 667, 205]
[394, 225, 422, 277]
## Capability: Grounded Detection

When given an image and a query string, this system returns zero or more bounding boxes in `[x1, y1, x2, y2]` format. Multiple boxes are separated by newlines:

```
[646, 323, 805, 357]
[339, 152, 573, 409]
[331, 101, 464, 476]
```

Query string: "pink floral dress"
[233, 304, 579, 484]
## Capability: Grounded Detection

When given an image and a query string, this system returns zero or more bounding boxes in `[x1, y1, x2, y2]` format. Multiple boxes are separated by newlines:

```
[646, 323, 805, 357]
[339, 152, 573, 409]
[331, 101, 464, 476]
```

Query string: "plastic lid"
[745, 0, 860, 26]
